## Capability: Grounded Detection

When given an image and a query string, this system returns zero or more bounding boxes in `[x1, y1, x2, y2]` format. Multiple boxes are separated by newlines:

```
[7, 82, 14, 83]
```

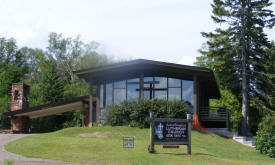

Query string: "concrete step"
[233, 136, 256, 148]
[206, 128, 237, 138]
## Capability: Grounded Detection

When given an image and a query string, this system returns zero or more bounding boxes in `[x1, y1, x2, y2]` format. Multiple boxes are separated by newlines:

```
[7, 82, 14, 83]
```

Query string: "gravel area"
[0, 133, 76, 165]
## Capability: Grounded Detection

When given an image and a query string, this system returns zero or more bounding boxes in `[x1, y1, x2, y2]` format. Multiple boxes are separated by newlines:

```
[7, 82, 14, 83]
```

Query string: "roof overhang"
[74, 59, 221, 99]
[4, 96, 89, 119]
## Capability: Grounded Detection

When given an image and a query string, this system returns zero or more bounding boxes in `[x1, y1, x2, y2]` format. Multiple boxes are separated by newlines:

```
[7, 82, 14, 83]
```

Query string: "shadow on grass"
[192, 129, 209, 134]
[153, 152, 215, 157]
[193, 129, 233, 139]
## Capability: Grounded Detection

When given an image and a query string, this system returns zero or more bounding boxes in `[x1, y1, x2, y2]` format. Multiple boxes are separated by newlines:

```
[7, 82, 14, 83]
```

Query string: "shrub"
[3, 158, 14, 165]
[210, 89, 241, 132]
[105, 99, 190, 128]
[255, 115, 275, 158]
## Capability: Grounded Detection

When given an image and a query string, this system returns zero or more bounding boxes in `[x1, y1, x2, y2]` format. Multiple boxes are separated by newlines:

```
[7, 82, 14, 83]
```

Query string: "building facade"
[5, 59, 228, 133]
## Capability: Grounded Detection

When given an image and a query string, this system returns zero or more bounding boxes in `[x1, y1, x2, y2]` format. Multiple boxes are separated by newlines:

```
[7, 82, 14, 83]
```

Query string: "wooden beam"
[139, 73, 144, 99]
[193, 75, 199, 115]
[82, 101, 85, 127]
[89, 82, 93, 127]
[127, 81, 159, 85]
[96, 84, 100, 123]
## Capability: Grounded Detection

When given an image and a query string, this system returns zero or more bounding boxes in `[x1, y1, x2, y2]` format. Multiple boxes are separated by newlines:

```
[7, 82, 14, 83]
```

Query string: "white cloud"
[14, 20, 49, 49]
[178, 55, 197, 66]
[0, 0, 274, 65]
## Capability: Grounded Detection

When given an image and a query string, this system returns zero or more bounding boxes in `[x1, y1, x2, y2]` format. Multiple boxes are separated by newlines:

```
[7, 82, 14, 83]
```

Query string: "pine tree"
[40, 57, 64, 104]
[197, 0, 275, 136]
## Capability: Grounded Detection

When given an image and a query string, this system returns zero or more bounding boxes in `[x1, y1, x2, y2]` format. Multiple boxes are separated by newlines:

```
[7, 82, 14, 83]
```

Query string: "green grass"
[5, 126, 275, 165]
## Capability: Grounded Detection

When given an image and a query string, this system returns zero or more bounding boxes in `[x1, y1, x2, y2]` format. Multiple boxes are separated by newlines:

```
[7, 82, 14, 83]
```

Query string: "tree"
[39, 57, 64, 104]
[0, 38, 28, 96]
[196, 0, 275, 136]
[47, 33, 83, 82]
[0, 38, 28, 129]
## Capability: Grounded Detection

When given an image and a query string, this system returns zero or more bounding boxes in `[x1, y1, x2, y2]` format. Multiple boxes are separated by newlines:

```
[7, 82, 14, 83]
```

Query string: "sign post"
[187, 114, 192, 154]
[149, 113, 193, 154]
[149, 112, 155, 153]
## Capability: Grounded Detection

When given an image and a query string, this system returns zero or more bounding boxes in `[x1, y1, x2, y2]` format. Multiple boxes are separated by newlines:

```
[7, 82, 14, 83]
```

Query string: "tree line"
[0, 32, 110, 132]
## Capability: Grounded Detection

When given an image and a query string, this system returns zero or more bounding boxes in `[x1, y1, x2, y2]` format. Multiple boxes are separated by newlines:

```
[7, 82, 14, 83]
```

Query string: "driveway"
[0, 133, 75, 165]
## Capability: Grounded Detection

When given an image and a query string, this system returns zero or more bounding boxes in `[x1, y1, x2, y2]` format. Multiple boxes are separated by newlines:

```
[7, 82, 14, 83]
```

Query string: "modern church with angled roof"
[5, 59, 228, 133]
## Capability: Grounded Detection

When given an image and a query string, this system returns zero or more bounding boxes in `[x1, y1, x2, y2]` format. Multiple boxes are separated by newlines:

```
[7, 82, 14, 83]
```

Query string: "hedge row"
[105, 99, 190, 128]
[255, 115, 275, 158]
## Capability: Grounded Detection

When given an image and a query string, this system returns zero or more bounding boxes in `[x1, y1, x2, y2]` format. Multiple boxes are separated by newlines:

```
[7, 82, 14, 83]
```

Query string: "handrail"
[199, 106, 229, 129]
[199, 107, 228, 119]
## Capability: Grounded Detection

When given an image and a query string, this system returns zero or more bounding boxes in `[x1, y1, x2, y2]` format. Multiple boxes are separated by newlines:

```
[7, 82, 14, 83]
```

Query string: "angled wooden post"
[149, 112, 155, 153]
[89, 82, 93, 127]
[96, 84, 100, 123]
[187, 114, 192, 154]
[82, 101, 85, 127]
[193, 75, 199, 116]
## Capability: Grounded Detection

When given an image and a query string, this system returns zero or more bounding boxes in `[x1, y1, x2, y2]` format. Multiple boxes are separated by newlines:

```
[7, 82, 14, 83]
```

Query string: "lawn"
[5, 126, 275, 165]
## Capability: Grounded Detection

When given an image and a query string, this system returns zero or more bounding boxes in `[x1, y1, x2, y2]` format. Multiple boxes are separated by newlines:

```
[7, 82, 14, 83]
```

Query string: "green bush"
[3, 158, 14, 165]
[105, 99, 190, 128]
[210, 89, 241, 132]
[255, 115, 275, 158]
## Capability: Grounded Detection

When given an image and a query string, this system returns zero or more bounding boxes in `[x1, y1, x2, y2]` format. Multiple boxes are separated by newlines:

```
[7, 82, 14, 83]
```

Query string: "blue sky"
[0, 0, 274, 65]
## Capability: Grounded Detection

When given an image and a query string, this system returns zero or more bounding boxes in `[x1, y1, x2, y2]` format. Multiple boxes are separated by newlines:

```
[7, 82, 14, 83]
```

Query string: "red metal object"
[192, 114, 212, 134]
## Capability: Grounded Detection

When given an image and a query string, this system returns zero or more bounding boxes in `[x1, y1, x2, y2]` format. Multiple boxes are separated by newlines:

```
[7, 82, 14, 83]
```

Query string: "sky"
[0, 0, 274, 66]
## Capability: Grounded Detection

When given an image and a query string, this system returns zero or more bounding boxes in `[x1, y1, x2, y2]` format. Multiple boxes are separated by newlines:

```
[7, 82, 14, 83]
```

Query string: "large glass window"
[127, 78, 139, 101]
[102, 78, 193, 106]
[168, 78, 181, 87]
[154, 77, 167, 88]
[114, 80, 126, 104]
[114, 89, 126, 104]
[168, 88, 181, 100]
[144, 77, 153, 99]
[154, 77, 167, 100]
[182, 80, 193, 105]
[100, 84, 104, 108]
[168, 78, 181, 101]
[114, 80, 126, 88]
[106, 83, 113, 106]
[99, 77, 194, 122]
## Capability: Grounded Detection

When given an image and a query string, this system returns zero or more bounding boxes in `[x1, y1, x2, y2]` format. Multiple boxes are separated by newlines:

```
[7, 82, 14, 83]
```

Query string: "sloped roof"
[4, 96, 89, 118]
[74, 59, 220, 99]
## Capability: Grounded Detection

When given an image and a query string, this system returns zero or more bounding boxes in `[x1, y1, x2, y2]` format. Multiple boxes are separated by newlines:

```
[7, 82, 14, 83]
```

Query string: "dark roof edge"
[73, 59, 212, 76]
[4, 95, 89, 117]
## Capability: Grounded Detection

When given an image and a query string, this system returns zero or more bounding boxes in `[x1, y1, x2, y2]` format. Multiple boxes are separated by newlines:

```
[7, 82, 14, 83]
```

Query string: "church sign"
[149, 113, 193, 154]
[154, 120, 188, 144]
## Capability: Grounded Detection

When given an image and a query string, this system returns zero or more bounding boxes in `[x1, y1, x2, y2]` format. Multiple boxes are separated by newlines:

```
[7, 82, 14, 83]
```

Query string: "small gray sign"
[123, 137, 134, 148]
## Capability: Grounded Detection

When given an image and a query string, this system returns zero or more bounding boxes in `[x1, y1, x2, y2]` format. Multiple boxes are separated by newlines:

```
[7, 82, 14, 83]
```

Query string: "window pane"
[144, 91, 150, 99]
[114, 80, 126, 88]
[127, 84, 139, 101]
[114, 89, 126, 104]
[127, 78, 139, 82]
[155, 77, 167, 88]
[168, 88, 181, 100]
[144, 77, 153, 88]
[100, 108, 106, 123]
[144, 77, 153, 82]
[182, 80, 194, 105]
[100, 84, 104, 108]
[155, 91, 167, 100]
[168, 78, 181, 87]
[106, 83, 113, 106]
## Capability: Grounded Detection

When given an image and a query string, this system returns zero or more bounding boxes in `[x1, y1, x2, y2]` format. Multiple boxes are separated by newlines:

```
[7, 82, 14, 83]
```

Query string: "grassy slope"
[5, 126, 275, 165]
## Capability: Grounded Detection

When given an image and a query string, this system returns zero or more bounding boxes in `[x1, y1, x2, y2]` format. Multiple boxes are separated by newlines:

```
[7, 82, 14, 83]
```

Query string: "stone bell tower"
[10, 83, 30, 133]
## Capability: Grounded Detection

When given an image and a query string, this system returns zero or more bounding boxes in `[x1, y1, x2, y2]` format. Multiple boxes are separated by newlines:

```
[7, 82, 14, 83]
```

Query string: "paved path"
[0, 134, 75, 165]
